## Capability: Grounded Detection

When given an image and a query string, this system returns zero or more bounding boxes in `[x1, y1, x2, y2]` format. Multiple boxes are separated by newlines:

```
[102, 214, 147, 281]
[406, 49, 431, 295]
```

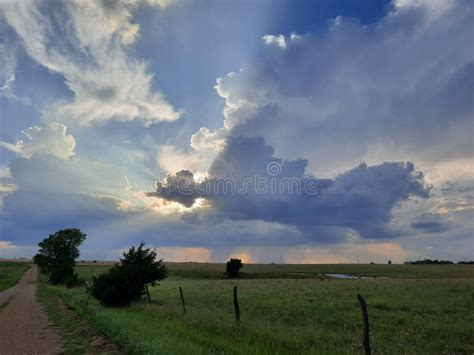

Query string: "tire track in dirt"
[0, 266, 62, 355]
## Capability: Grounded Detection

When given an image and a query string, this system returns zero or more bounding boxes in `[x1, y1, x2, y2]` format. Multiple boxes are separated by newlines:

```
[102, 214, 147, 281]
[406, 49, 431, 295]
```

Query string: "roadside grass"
[37, 274, 122, 355]
[49, 264, 474, 354]
[0, 261, 30, 291]
[0, 296, 13, 311]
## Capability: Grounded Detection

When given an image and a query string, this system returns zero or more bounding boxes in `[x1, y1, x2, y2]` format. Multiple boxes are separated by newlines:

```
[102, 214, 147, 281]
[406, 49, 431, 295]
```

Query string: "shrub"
[91, 265, 143, 307]
[226, 258, 243, 278]
[120, 242, 167, 287]
[91, 242, 167, 307]
[33, 228, 86, 285]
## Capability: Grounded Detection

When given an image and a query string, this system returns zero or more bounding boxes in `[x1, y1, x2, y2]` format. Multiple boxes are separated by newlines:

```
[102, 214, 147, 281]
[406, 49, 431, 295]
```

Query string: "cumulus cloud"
[149, 135, 431, 239]
[148, 169, 199, 207]
[0, 0, 180, 126]
[0, 123, 75, 159]
[1, 0, 471, 261]
[261, 33, 302, 49]
[261, 34, 287, 49]
[198, 0, 474, 178]
[190, 127, 226, 154]
[157, 128, 226, 178]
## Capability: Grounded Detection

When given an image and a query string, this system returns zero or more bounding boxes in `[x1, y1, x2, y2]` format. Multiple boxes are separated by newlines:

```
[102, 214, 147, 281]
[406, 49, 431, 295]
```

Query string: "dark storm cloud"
[411, 213, 453, 233]
[149, 135, 431, 239]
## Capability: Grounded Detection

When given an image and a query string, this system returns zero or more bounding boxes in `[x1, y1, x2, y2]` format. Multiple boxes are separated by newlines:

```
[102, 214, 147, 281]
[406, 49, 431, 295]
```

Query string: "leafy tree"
[226, 258, 243, 278]
[91, 242, 167, 307]
[33, 228, 86, 286]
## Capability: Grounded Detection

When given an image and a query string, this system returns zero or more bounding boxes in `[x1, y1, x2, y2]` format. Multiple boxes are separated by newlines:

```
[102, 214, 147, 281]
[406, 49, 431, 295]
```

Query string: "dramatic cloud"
[149, 135, 431, 239]
[0, 0, 180, 126]
[0, 0, 471, 262]
[0, 122, 75, 159]
[198, 0, 473, 177]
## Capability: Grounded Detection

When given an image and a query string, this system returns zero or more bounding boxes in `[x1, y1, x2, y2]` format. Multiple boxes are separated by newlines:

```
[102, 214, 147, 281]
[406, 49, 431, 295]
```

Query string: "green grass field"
[45, 263, 474, 354]
[76, 262, 474, 280]
[0, 261, 30, 291]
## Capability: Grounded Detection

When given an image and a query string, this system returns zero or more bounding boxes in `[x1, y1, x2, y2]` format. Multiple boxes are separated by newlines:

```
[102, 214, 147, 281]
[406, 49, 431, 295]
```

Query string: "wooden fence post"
[357, 294, 371, 355]
[179, 287, 186, 314]
[83, 280, 91, 306]
[233, 286, 240, 324]
[145, 285, 151, 303]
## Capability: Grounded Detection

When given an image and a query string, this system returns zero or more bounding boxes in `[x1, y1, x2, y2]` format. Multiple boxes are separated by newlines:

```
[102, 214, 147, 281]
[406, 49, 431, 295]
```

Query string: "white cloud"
[261, 33, 302, 49]
[394, 0, 456, 22]
[0, 41, 31, 105]
[214, 70, 271, 130]
[0, 43, 16, 96]
[0, 0, 180, 126]
[156, 128, 226, 177]
[0, 122, 75, 160]
[190, 127, 226, 153]
[145, 0, 177, 8]
[262, 34, 287, 49]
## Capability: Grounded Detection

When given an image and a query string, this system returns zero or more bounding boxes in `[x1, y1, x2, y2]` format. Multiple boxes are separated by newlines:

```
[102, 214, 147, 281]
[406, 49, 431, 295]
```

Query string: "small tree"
[91, 242, 167, 307]
[120, 242, 167, 287]
[33, 228, 86, 286]
[226, 258, 243, 278]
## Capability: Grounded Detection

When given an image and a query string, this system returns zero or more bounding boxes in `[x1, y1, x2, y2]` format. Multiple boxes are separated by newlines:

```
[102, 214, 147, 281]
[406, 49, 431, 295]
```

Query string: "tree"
[226, 258, 243, 278]
[91, 242, 167, 307]
[33, 228, 86, 286]
[120, 242, 167, 287]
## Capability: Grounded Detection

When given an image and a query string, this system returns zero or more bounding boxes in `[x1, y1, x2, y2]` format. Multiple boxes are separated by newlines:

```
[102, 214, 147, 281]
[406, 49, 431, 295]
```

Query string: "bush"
[91, 266, 143, 307]
[91, 242, 167, 307]
[226, 258, 243, 278]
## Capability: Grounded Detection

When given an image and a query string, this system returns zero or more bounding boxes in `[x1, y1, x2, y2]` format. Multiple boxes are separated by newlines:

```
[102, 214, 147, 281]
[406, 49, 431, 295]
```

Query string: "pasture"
[45, 263, 474, 354]
[0, 261, 30, 291]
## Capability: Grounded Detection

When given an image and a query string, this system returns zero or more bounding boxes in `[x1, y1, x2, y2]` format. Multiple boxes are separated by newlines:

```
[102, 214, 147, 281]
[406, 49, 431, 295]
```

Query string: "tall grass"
[50, 264, 474, 354]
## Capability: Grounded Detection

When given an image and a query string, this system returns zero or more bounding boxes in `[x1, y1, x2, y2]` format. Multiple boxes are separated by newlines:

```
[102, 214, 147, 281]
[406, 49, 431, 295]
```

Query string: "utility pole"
[357, 255, 360, 264]
[280, 255, 283, 265]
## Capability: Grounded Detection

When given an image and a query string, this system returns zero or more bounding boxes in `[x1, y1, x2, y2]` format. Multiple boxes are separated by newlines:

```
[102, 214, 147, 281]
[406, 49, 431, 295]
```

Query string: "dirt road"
[0, 266, 62, 354]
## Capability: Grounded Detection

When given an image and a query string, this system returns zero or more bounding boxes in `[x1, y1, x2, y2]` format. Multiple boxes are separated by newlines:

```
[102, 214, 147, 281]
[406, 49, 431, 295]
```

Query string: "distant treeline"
[404, 259, 474, 265]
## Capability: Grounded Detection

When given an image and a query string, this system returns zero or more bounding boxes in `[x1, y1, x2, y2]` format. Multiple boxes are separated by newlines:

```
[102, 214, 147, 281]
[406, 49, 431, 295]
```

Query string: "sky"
[0, 0, 472, 263]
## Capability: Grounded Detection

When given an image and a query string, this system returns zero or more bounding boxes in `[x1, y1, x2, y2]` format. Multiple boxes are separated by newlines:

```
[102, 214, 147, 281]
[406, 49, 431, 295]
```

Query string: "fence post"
[83, 280, 91, 306]
[145, 285, 151, 303]
[233, 286, 240, 324]
[357, 294, 371, 355]
[179, 286, 186, 314]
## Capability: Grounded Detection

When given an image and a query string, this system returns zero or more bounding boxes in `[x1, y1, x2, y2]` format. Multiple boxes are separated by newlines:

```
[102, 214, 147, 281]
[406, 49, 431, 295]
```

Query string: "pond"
[325, 273, 369, 279]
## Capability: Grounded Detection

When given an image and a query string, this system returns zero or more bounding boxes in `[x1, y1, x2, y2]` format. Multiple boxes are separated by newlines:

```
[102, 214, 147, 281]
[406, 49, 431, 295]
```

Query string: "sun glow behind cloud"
[0, 0, 472, 262]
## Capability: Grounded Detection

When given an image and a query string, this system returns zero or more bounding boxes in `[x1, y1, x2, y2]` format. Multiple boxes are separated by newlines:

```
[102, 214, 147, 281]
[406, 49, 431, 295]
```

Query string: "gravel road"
[0, 266, 62, 354]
